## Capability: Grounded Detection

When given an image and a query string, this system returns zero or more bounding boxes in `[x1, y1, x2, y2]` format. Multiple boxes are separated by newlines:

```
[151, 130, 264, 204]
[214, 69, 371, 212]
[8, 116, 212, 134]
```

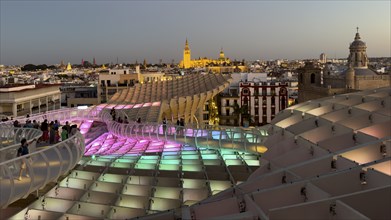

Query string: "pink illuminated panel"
[122, 104, 134, 109]
[85, 133, 184, 156]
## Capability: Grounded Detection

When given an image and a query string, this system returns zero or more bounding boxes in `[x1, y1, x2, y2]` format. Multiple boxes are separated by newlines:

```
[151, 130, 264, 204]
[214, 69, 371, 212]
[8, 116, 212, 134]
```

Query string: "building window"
[271, 97, 275, 105]
[124, 70, 127, 74]
[243, 88, 249, 95]
[230, 89, 238, 96]
[101, 80, 105, 86]
[226, 100, 229, 106]
[107, 80, 111, 86]
[226, 109, 230, 116]
[234, 100, 238, 105]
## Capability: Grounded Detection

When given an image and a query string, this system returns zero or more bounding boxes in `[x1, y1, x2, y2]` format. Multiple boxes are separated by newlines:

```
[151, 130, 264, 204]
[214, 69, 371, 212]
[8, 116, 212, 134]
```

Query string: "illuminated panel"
[152, 101, 161, 106]
[115, 194, 149, 209]
[142, 102, 152, 107]
[209, 180, 231, 195]
[30, 197, 75, 213]
[114, 105, 126, 109]
[122, 184, 151, 197]
[358, 122, 391, 139]
[105, 104, 117, 109]
[98, 173, 127, 183]
[154, 186, 181, 200]
[150, 197, 181, 211]
[369, 161, 391, 176]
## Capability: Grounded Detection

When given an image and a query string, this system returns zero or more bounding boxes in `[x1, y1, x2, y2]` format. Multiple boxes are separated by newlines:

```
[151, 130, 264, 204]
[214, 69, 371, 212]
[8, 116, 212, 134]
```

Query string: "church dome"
[349, 32, 366, 49]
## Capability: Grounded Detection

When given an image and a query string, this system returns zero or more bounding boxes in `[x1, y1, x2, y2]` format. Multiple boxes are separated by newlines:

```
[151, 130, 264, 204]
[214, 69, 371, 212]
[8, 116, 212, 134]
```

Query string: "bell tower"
[183, 38, 191, 68]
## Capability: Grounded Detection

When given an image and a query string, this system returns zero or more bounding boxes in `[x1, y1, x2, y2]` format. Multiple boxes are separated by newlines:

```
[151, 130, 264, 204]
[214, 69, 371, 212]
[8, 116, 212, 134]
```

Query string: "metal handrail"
[0, 132, 84, 208]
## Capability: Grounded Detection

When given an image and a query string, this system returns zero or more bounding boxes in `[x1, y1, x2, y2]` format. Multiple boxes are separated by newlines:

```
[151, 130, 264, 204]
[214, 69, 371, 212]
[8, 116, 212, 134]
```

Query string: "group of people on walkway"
[37, 120, 79, 144]
[10, 115, 80, 181]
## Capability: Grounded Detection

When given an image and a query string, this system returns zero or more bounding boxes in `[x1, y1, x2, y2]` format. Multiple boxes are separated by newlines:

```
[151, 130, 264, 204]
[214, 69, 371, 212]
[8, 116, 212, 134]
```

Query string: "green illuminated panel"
[109, 162, 133, 168]
[87, 160, 107, 166]
[120, 156, 140, 160]
[160, 159, 181, 165]
[96, 158, 113, 162]
[182, 164, 203, 172]
[220, 149, 237, 154]
[162, 155, 180, 160]
[140, 155, 160, 160]
[181, 155, 199, 160]
[245, 160, 260, 166]
[222, 155, 237, 160]
[200, 149, 217, 154]
[138, 159, 158, 164]
[242, 155, 258, 160]
[201, 154, 219, 160]
[159, 164, 180, 171]
[115, 158, 137, 163]
[225, 159, 243, 166]
[203, 159, 222, 165]
[182, 159, 202, 165]
[135, 163, 156, 170]
[98, 173, 127, 183]
[181, 151, 198, 155]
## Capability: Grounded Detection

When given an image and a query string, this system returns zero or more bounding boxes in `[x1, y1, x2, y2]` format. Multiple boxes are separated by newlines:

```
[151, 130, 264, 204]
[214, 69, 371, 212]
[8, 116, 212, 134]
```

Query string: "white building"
[0, 84, 61, 117]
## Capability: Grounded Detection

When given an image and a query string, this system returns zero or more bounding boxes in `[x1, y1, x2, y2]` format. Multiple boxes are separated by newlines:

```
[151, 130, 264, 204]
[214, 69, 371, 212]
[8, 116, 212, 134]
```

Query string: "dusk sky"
[1, 1, 390, 65]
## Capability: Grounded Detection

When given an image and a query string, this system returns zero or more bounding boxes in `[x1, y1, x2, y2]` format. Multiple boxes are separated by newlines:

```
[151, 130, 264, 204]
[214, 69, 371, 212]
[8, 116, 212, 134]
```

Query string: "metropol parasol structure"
[0, 74, 390, 220]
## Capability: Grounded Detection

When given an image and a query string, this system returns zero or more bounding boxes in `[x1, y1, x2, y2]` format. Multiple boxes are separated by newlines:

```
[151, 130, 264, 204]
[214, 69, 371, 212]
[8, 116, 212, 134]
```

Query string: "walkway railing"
[97, 109, 267, 154]
[0, 132, 84, 208]
[0, 127, 43, 163]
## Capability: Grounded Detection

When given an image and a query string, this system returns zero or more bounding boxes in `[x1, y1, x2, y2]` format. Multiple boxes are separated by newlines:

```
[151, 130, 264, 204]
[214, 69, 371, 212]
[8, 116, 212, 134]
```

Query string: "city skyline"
[1, 1, 390, 65]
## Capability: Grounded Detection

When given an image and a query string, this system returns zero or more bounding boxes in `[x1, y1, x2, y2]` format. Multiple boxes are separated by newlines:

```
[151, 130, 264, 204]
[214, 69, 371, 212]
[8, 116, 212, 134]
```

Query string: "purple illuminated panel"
[79, 121, 93, 135]
[84, 133, 183, 156]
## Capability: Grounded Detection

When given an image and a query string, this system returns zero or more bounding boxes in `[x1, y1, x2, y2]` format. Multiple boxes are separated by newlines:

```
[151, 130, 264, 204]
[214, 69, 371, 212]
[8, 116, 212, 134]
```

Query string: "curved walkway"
[0, 106, 266, 209]
[0, 123, 85, 208]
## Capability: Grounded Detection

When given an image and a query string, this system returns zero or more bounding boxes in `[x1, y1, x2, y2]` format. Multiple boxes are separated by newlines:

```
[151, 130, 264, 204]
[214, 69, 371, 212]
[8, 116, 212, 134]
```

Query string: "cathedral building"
[179, 39, 247, 73]
[298, 28, 390, 103]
